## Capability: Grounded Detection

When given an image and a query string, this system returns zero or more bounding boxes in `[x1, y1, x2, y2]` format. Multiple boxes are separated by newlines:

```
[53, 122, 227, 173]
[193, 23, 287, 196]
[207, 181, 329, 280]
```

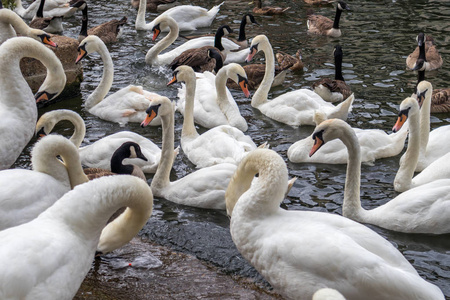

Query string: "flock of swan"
[0, 0, 449, 299]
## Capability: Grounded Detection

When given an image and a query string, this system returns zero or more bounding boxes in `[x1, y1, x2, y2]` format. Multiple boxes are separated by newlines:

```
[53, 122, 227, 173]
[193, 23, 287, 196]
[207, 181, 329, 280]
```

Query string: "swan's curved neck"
[86, 42, 114, 109]
[0, 9, 30, 41]
[52, 111, 86, 147]
[136, 0, 148, 29]
[145, 19, 179, 65]
[215, 70, 234, 120]
[252, 41, 274, 107]
[419, 91, 431, 153]
[181, 76, 199, 138]
[151, 108, 175, 190]
[333, 7, 343, 29]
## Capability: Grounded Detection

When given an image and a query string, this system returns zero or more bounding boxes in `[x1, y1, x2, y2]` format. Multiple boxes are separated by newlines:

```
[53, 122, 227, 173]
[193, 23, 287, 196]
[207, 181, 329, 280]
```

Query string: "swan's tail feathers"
[285, 177, 297, 198]
[258, 141, 270, 149]
[327, 93, 354, 121]
[313, 110, 327, 125]
[208, 1, 224, 17]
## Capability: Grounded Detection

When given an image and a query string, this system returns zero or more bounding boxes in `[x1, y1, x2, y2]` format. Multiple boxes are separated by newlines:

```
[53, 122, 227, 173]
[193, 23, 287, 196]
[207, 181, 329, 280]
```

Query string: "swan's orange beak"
[245, 45, 258, 63]
[392, 113, 407, 133]
[35, 127, 47, 139]
[309, 136, 324, 157]
[35, 91, 50, 103]
[152, 28, 161, 42]
[75, 48, 87, 64]
[167, 75, 177, 86]
[238, 76, 250, 98]
[42, 35, 57, 48]
[141, 105, 159, 127]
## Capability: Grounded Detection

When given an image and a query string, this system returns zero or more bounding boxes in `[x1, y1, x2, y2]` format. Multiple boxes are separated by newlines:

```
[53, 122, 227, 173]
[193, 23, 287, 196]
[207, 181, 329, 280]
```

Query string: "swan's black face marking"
[238, 74, 250, 98]
[310, 130, 325, 157]
[76, 43, 88, 64]
[35, 91, 57, 104]
[246, 43, 259, 63]
[152, 24, 161, 42]
[167, 70, 179, 86]
[417, 89, 428, 108]
[141, 104, 161, 127]
[36, 127, 46, 139]
[392, 107, 411, 133]
[38, 34, 57, 48]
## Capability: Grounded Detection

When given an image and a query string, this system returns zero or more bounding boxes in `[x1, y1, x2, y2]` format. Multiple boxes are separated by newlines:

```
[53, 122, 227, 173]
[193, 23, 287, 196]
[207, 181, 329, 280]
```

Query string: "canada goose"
[131, 0, 177, 12]
[303, 0, 334, 4]
[312, 45, 352, 102]
[77, 4, 127, 44]
[307, 1, 349, 37]
[168, 25, 232, 72]
[251, 0, 290, 15]
[28, 0, 64, 33]
[406, 33, 443, 71]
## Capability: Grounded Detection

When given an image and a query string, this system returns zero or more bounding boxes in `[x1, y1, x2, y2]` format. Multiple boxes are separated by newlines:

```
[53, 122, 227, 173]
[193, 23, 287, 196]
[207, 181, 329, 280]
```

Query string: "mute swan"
[0, 135, 88, 230]
[0, 37, 65, 170]
[251, 0, 290, 15]
[77, 4, 127, 44]
[169, 65, 249, 132]
[29, 0, 63, 33]
[312, 45, 352, 103]
[36, 109, 165, 173]
[145, 15, 246, 67]
[406, 33, 443, 71]
[169, 66, 257, 168]
[307, 1, 349, 37]
[141, 95, 237, 209]
[136, 0, 223, 32]
[0, 9, 58, 46]
[15, 0, 85, 19]
[0, 175, 153, 299]
[392, 96, 450, 192]
[247, 35, 354, 127]
[83, 141, 148, 181]
[226, 148, 444, 300]
[310, 118, 450, 235]
[75, 35, 162, 126]
[312, 288, 346, 300]
[287, 111, 408, 164]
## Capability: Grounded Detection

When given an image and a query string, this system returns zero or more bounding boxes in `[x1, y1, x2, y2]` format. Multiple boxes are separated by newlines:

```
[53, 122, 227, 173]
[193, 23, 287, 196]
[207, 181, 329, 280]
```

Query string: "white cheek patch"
[130, 146, 137, 158]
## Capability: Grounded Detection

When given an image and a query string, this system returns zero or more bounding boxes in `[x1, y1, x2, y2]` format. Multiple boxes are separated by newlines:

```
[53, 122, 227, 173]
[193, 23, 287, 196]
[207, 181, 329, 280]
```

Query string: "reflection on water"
[12, 0, 450, 298]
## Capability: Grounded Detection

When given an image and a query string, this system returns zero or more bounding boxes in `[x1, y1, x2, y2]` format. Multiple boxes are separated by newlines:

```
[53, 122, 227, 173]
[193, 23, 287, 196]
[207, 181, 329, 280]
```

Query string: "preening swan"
[226, 148, 444, 300]
[36, 109, 164, 173]
[0, 175, 153, 299]
[168, 66, 257, 168]
[287, 111, 408, 164]
[15, 0, 84, 19]
[0, 9, 58, 46]
[247, 35, 354, 127]
[310, 118, 450, 235]
[141, 95, 237, 209]
[307, 1, 349, 37]
[0, 134, 88, 230]
[0, 37, 65, 170]
[136, 0, 223, 31]
[169, 65, 249, 132]
[75, 35, 162, 126]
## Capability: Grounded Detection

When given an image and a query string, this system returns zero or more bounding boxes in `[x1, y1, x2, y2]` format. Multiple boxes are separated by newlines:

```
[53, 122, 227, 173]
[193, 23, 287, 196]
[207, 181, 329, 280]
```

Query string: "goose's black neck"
[110, 146, 133, 175]
[333, 7, 343, 29]
[36, 0, 46, 18]
[79, 6, 88, 37]
[238, 15, 248, 42]
[334, 47, 345, 81]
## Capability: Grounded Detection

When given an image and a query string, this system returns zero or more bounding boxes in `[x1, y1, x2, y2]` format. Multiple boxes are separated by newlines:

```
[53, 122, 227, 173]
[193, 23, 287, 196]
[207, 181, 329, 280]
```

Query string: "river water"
[13, 0, 450, 298]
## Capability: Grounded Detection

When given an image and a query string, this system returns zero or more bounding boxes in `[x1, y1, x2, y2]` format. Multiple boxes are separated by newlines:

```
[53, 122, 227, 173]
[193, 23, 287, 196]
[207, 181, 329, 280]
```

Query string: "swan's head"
[76, 35, 103, 64]
[415, 80, 433, 108]
[35, 111, 58, 138]
[141, 96, 172, 127]
[151, 15, 177, 41]
[392, 97, 419, 133]
[309, 119, 352, 157]
[167, 65, 195, 86]
[337, 1, 350, 11]
[246, 35, 269, 63]
[29, 30, 57, 48]
[222, 63, 250, 98]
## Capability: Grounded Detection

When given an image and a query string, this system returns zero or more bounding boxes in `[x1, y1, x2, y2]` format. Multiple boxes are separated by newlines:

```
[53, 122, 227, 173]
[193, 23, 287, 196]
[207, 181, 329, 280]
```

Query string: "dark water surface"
[14, 0, 450, 298]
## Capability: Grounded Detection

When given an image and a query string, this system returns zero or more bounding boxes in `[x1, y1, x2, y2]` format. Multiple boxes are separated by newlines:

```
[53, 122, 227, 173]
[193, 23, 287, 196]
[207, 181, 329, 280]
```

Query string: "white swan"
[0, 175, 153, 299]
[14, 0, 84, 19]
[287, 111, 408, 164]
[170, 65, 249, 132]
[312, 288, 346, 300]
[140, 95, 237, 209]
[144, 15, 244, 67]
[392, 97, 450, 192]
[0, 37, 66, 170]
[167, 67, 257, 168]
[36, 109, 165, 173]
[135, 0, 223, 31]
[310, 118, 450, 235]
[409, 80, 450, 171]
[0, 135, 88, 230]
[247, 35, 354, 127]
[226, 148, 445, 300]
[0, 9, 58, 45]
[76, 35, 162, 126]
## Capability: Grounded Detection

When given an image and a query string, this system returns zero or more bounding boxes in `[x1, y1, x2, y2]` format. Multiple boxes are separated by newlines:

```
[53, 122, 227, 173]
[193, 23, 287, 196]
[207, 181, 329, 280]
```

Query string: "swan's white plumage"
[0, 175, 153, 299]
[174, 64, 248, 132]
[78, 35, 162, 126]
[226, 148, 444, 300]
[312, 118, 450, 235]
[136, 0, 223, 32]
[142, 95, 237, 209]
[0, 37, 65, 170]
[36, 109, 163, 173]
[312, 288, 346, 300]
[15, 0, 80, 19]
[248, 35, 354, 127]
